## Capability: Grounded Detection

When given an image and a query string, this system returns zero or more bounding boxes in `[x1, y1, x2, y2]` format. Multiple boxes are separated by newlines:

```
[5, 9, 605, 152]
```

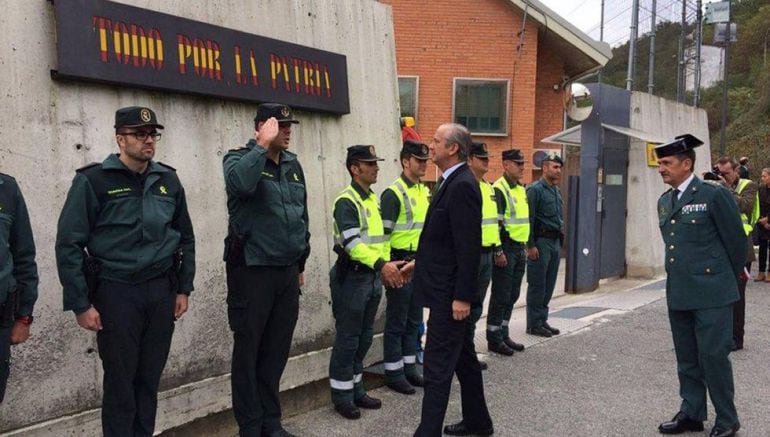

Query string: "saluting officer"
[654, 135, 745, 437]
[381, 140, 429, 395]
[466, 142, 502, 361]
[56, 107, 195, 436]
[0, 173, 38, 404]
[487, 149, 528, 355]
[329, 145, 405, 420]
[525, 153, 563, 337]
[222, 103, 310, 437]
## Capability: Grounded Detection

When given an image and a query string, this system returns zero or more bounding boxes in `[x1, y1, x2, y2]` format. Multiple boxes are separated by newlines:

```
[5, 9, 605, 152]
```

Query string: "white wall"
[625, 92, 712, 278]
[0, 0, 402, 433]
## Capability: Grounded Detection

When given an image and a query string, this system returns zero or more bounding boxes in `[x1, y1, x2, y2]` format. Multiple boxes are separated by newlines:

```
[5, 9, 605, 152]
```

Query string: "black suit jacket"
[414, 163, 482, 310]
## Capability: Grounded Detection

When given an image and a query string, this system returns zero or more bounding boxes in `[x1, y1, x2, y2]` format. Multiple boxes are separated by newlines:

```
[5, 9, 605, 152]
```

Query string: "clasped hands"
[380, 259, 416, 288]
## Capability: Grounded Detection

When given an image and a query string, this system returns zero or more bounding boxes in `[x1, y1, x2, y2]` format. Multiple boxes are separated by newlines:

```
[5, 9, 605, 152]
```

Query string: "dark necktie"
[672, 188, 680, 209]
[434, 176, 445, 194]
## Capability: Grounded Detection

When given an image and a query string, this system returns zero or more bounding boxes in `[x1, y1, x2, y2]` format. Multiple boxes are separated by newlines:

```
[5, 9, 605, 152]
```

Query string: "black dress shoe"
[543, 322, 560, 335]
[354, 394, 381, 409]
[443, 421, 494, 436]
[487, 341, 514, 356]
[730, 343, 743, 352]
[658, 411, 704, 434]
[709, 422, 740, 437]
[406, 373, 424, 387]
[334, 403, 361, 420]
[526, 326, 552, 337]
[503, 337, 525, 351]
[479, 360, 488, 371]
[386, 379, 416, 395]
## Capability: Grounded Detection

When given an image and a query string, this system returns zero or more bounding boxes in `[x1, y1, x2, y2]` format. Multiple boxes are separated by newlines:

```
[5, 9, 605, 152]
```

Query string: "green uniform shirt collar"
[350, 181, 374, 200]
[245, 139, 297, 162]
[400, 173, 419, 187]
[102, 153, 168, 174]
[504, 174, 521, 188]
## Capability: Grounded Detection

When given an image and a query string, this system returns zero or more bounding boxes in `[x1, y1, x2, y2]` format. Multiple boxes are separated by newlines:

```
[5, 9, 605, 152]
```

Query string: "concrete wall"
[625, 92, 712, 278]
[0, 0, 401, 433]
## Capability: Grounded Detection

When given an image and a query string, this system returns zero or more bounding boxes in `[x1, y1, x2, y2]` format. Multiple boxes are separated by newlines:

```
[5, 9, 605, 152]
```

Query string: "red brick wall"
[382, 0, 568, 183]
[534, 39, 568, 179]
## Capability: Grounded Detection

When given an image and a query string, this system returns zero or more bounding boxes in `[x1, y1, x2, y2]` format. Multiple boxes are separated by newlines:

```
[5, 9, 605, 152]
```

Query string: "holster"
[390, 249, 416, 262]
[224, 225, 247, 267]
[82, 250, 102, 304]
[1, 286, 20, 328]
[332, 245, 351, 284]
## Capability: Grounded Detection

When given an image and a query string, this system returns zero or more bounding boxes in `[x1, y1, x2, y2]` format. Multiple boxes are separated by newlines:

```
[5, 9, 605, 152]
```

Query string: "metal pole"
[599, 0, 605, 83]
[694, 0, 703, 107]
[648, 0, 657, 94]
[719, 1, 732, 156]
[676, 0, 686, 102]
[626, 0, 639, 90]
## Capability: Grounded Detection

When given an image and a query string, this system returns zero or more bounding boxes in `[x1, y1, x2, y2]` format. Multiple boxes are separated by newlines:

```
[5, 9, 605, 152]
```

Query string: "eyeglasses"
[120, 131, 162, 142]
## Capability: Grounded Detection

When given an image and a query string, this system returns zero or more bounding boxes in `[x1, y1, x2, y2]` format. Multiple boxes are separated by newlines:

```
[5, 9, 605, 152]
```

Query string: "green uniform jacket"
[526, 178, 563, 248]
[657, 177, 746, 311]
[0, 174, 38, 317]
[56, 154, 196, 314]
[222, 140, 310, 270]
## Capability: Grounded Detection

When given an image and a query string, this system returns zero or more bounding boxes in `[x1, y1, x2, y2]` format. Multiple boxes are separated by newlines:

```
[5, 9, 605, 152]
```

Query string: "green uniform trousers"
[467, 252, 493, 344]
[487, 241, 526, 343]
[329, 267, 382, 405]
[526, 237, 560, 329]
[383, 280, 422, 383]
[668, 305, 738, 429]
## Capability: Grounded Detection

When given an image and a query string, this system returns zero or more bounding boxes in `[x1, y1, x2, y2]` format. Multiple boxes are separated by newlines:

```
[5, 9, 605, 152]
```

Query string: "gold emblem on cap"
[421, 145, 428, 155]
[369, 145, 376, 156]
[280, 106, 290, 118]
[140, 108, 151, 123]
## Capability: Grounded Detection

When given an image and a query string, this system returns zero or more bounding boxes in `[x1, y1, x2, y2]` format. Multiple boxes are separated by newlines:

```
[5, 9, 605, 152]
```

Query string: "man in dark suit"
[410, 123, 493, 437]
[655, 135, 745, 437]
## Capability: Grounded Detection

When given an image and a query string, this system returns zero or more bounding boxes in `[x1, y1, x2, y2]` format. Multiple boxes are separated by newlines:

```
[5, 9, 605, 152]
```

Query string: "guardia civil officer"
[525, 153, 563, 337]
[466, 142, 505, 360]
[487, 149, 528, 354]
[56, 107, 195, 436]
[655, 135, 744, 437]
[222, 103, 310, 437]
[381, 140, 429, 395]
[329, 145, 405, 420]
[0, 173, 38, 404]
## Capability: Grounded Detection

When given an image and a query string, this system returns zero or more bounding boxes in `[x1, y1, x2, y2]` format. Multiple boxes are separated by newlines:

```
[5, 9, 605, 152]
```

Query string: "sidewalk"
[282, 278, 770, 436]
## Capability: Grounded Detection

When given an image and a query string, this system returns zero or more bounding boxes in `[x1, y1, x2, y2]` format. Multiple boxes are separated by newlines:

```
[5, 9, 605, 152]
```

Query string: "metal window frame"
[452, 77, 511, 137]
[397, 75, 420, 124]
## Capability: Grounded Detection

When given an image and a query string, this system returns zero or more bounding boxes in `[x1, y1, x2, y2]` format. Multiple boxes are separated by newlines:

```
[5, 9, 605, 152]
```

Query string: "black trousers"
[95, 275, 176, 437]
[733, 262, 750, 348]
[759, 239, 769, 272]
[0, 325, 10, 404]
[414, 305, 492, 437]
[227, 263, 300, 437]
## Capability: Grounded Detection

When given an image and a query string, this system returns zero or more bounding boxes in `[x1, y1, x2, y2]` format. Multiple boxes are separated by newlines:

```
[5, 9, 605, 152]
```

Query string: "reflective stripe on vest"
[480, 181, 501, 247]
[388, 178, 429, 250]
[736, 178, 759, 236]
[333, 186, 388, 266]
[493, 177, 530, 243]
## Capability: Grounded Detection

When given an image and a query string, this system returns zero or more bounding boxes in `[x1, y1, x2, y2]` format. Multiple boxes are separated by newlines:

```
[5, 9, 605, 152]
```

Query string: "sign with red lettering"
[52, 0, 350, 114]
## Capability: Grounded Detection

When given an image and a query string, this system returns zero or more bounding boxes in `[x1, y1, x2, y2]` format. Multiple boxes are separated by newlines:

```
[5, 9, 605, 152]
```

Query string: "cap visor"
[122, 123, 165, 129]
[277, 119, 300, 124]
[412, 154, 430, 160]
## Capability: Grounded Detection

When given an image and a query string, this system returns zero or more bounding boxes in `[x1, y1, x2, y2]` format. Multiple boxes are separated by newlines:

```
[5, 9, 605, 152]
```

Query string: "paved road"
[282, 279, 770, 437]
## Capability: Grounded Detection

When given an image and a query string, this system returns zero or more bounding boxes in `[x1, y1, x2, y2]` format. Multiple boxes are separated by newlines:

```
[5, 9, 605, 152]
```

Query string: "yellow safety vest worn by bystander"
[480, 181, 501, 247]
[494, 176, 530, 243]
[385, 178, 429, 251]
[736, 178, 760, 236]
[333, 186, 389, 267]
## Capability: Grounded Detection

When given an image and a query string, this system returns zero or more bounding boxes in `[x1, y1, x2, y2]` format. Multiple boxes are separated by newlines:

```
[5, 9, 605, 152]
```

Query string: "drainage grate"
[635, 279, 666, 291]
[550, 306, 607, 320]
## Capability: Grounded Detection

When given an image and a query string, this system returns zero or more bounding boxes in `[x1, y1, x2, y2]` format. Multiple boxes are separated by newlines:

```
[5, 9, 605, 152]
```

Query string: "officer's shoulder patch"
[157, 162, 176, 171]
[76, 162, 101, 173]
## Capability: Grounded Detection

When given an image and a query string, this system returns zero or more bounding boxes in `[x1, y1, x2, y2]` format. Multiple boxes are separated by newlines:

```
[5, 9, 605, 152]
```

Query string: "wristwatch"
[15, 315, 33, 325]
[494, 249, 504, 257]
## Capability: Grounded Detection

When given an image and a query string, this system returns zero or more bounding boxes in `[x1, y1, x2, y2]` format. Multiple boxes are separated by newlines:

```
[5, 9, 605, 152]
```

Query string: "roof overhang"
[507, 0, 613, 77]
[540, 124, 666, 146]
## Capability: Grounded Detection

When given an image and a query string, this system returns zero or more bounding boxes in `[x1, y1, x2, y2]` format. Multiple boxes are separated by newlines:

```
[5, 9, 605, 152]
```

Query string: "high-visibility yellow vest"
[385, 177, 429, 251]
[736, 178, 760, 236]
[333, 185, 389, 268]
[493, 176, 530, 243]
[480, 181, 501, 247]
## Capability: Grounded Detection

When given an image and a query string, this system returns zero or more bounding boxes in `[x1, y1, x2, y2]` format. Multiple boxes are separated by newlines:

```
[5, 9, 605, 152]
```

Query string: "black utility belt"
[480, 246, 495, 253]
[535, 230, 561, 239]
[390, 249, 417, 261]
[347, 261, 375, 273]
